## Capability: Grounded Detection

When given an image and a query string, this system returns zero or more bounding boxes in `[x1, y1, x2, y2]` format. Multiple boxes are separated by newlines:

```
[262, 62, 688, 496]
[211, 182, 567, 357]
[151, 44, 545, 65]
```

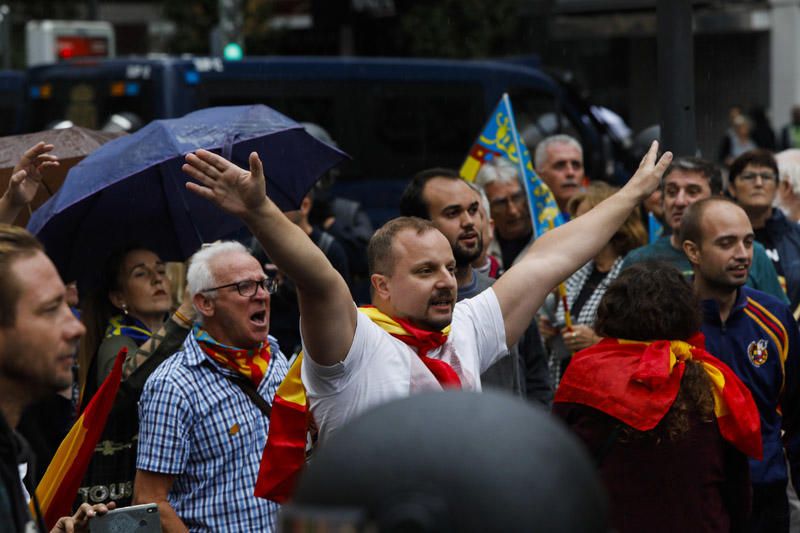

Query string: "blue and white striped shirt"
[137, 333, 289, 532]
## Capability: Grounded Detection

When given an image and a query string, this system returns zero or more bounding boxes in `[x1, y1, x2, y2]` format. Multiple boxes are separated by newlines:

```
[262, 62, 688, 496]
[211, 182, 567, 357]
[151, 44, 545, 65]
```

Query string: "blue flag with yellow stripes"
[460, 94, 563, 238]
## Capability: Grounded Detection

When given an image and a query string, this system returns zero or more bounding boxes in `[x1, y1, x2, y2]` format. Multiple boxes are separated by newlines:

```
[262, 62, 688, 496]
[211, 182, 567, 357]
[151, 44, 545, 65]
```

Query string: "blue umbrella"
[28, 104, 348, 288]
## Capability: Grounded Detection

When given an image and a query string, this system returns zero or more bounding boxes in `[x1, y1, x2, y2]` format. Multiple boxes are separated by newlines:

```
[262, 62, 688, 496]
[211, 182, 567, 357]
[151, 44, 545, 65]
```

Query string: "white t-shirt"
[301, 288, 507, 443]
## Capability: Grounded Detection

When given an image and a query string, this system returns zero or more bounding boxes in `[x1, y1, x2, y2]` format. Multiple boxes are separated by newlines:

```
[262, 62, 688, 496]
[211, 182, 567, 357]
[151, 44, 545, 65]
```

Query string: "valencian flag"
[648, 212, 664, 243]
[460, 93, 564, 238]
[255, 307, 454, 503]
[555, 335, 762, 459]
[33, 348, 127, 529]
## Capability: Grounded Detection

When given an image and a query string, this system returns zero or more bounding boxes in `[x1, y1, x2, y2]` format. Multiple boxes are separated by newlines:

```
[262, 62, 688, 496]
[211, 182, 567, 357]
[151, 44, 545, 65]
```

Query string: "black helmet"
[281, 390, 608, 532]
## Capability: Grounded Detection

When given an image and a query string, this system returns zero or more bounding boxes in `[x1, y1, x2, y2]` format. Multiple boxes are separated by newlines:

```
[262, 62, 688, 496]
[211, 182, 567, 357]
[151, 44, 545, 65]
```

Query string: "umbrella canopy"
[28, 105, 348, 288]
[0, 126, 123, 225]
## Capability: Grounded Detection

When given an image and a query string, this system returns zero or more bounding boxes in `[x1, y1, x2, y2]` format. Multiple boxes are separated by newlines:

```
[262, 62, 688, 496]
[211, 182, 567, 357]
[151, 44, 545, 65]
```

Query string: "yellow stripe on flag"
[699, 361, 728, 418]
[34, 416, 89, 511]
[277, 356, 307, 407]
[460, 157, 481, 182]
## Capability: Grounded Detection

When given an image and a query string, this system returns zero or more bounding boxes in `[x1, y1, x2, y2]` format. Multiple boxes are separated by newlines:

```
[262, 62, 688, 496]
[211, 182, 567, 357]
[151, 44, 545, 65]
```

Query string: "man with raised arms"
[182, 142, 671, 441]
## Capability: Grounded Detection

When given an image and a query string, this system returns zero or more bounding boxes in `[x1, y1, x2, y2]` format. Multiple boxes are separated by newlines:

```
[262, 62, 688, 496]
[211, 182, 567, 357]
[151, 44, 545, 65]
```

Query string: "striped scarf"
[254, 306, 456, 503]
[195, 326, 271, 387]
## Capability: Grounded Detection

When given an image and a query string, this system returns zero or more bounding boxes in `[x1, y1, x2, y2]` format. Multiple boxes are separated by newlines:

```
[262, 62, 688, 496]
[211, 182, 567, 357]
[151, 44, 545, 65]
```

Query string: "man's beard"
[0, 340, 73, 398]
[452, 234, 483, 267]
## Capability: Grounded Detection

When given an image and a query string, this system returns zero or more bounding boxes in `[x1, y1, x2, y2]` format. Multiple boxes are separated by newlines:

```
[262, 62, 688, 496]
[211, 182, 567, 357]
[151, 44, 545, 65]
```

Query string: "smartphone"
[89, 503, 161, 533]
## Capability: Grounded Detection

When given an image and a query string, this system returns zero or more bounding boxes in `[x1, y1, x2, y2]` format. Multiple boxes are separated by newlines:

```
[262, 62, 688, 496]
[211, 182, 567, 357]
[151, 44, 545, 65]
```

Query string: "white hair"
[776, 150, 800, 198]
[474, 156, 519, 190]
[186, 240, 250, 299]
[533, 134, 582, 170]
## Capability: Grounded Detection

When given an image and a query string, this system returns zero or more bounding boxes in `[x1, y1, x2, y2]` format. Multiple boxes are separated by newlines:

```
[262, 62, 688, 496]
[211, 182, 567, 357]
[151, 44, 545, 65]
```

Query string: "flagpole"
[545, 217, 573, 331]
[503, 94, 542, 240]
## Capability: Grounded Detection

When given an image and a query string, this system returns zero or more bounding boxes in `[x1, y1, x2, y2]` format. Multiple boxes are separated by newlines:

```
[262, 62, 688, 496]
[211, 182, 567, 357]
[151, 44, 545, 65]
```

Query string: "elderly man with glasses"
[728, 149, 800, 315]
[474, 156, 534, 268]
[133, 241, 288, 532]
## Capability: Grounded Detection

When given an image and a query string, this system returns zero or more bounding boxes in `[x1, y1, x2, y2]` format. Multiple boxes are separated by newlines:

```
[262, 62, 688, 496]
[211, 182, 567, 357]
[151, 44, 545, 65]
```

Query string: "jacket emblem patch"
[747, 339, 769, 367]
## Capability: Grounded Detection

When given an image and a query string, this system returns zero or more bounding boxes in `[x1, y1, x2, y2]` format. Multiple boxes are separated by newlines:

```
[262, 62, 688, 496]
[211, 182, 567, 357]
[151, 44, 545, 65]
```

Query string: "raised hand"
[7, 141, 59, 207]
[625, 140, 673, 200]
[183, 150, 268, 218]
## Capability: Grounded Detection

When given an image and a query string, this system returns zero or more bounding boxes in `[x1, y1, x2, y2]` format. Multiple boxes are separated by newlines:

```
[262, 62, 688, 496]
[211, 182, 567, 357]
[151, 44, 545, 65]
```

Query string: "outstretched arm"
[182, 150, 356, 366]
[494, 141, 672, 347]
[0, 142, 58, 224]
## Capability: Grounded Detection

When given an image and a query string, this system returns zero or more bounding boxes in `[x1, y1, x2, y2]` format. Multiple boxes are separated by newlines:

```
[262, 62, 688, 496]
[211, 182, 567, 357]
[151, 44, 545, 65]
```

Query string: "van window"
[196, 79, 486, 180]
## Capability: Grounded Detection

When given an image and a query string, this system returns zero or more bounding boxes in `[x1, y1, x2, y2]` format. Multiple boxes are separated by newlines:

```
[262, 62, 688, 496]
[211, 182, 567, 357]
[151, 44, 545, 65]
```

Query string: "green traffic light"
[223, 42, 243, 61]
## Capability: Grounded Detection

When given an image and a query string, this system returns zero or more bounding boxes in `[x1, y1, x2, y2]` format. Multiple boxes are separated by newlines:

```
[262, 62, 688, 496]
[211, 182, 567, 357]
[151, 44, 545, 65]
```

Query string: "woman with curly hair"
[553, 262, 762, 533]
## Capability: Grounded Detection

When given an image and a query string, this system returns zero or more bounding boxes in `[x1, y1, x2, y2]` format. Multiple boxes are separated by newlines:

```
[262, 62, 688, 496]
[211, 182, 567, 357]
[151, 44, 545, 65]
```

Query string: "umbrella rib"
[160, 163, 205, 255]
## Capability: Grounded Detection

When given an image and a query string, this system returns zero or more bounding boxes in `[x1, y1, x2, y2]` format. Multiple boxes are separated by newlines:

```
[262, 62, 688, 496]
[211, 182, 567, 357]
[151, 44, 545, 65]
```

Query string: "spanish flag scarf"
[554, 333, 762, 460]
[195, 326, 271, 387]
[254, 306, 457, 503]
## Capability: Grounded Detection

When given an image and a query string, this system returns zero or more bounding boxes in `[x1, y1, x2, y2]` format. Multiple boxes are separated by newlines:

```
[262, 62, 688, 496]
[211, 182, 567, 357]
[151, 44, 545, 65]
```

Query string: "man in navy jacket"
[682, 197, 800, 533]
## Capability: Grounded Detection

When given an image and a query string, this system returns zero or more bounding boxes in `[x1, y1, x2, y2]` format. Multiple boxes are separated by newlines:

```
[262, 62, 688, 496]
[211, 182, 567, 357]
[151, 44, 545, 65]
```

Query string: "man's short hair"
[729, 149, 779, 183]
[678, 196, 739, 246]
[595, 261, 701, 341]
[474, 156, 519, 191]
[533, 134, 582, 170]
[187, 240, 250, 299]
[661, 156, 723, 195]
[368, 217, 437, 276]
[399, 168, 460, 220]
[0, 225, 44, 327]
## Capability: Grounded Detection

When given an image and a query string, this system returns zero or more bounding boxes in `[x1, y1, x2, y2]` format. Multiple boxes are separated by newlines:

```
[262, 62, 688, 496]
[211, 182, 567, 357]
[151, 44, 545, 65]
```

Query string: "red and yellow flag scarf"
[359, 305, 460, 387]
[254, 306, 457, 503]
[554, 333, 762, 460]
[195, 326, 271, 387]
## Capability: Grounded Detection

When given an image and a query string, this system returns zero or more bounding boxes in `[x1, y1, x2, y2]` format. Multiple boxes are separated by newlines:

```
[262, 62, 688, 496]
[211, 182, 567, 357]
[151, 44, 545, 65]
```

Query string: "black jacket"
[762, 209, 800, 312]
[0, 413, 40, 532]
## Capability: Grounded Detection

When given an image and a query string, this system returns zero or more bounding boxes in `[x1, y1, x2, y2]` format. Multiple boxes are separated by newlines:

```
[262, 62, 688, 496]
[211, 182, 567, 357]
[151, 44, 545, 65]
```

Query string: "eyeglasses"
[737, 171, 777, 183]
[489, 191, 527, 211]
[202, 278, 278, 297]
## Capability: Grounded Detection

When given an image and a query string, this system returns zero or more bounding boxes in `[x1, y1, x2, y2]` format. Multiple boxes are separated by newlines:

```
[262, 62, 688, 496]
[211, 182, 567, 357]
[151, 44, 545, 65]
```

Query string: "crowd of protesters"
[3, 115, 800, 533]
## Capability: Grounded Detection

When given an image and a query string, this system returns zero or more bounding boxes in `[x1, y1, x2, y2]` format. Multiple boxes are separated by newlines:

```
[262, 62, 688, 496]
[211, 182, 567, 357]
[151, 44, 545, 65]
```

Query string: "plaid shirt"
[137, 333, 289, 532]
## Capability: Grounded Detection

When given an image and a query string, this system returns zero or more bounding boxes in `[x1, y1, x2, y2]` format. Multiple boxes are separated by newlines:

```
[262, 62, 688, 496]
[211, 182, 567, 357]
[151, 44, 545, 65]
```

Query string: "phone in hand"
[89, 503, 161, 533]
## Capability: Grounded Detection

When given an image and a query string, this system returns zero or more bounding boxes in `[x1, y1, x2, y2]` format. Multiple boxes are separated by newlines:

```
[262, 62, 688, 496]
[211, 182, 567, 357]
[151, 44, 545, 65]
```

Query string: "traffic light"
[223, 42, 243, 61]
[217, 0, 244, 60]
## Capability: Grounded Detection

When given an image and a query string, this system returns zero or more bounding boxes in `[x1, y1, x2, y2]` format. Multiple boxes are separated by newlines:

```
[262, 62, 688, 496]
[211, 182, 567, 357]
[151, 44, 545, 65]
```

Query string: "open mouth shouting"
[250, 309, 268, 327]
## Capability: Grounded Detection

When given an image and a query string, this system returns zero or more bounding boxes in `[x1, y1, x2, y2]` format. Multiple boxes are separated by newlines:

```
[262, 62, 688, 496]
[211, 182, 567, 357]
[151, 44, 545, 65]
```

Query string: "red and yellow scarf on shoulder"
[254, 306, 458, 503]
[554, 333, 762, 460]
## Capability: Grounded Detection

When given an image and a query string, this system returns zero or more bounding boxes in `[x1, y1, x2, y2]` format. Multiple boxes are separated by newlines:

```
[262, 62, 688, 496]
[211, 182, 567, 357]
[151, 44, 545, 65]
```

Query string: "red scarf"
[361, 306, 460, 388]
[195, 327, 271, 387]
[254, 306, 457, 504]
[555, 333, 762, 459]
